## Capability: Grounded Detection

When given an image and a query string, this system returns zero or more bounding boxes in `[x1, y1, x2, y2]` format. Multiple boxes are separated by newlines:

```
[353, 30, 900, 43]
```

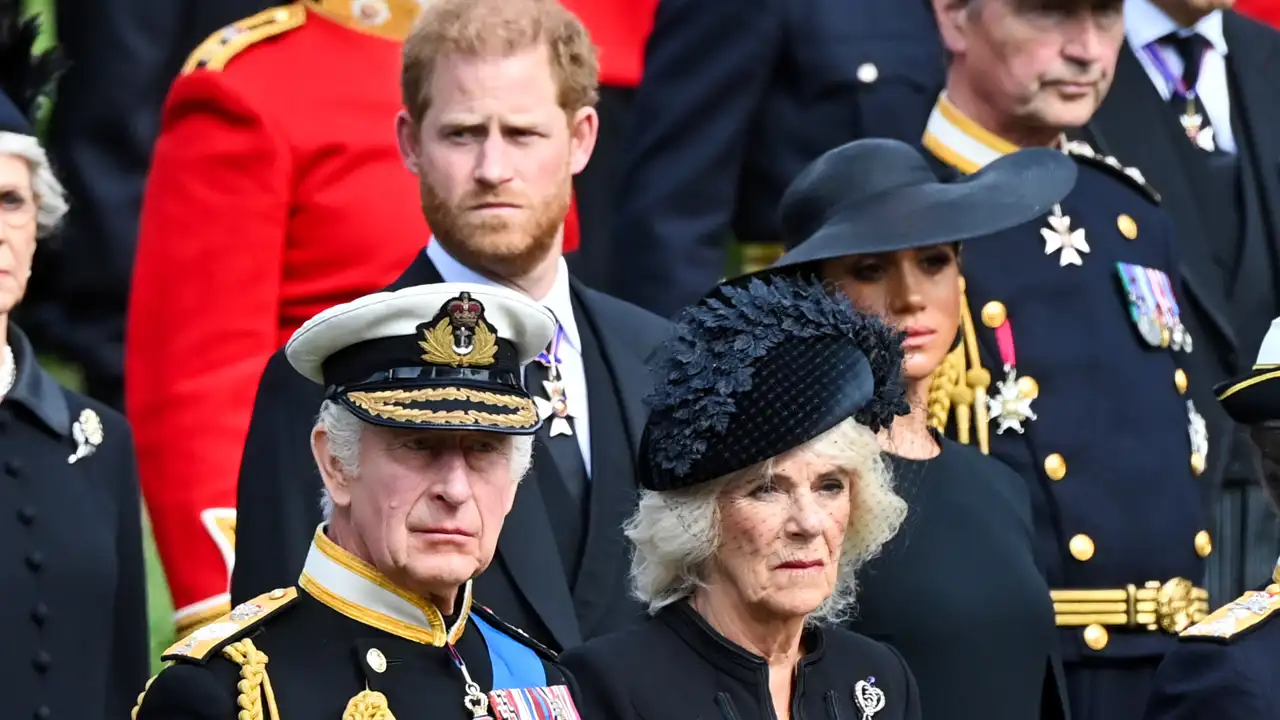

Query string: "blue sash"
[471, 614, 547, 690]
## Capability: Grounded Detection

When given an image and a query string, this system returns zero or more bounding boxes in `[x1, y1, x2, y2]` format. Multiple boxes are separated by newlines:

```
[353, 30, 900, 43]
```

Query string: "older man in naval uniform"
[132, 283, 583, 720]
[923, 0, 1214, 717]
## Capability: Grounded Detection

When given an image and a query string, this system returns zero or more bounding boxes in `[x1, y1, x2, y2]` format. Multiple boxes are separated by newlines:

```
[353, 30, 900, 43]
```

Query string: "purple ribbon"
[1142, 41, 1206, 101]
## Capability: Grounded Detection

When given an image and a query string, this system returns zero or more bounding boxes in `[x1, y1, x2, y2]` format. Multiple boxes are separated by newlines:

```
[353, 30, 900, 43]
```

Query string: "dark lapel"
[386, 249, 444, 289]
[568, 289, 642, 637]
[1088, 42, 1238, 351]
[1224, 13, 1280, 255]
[569, 281, 651, 448]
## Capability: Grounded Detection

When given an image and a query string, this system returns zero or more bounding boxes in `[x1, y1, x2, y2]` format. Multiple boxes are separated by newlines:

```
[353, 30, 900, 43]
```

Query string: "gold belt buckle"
[1150, 577, 1196, 633]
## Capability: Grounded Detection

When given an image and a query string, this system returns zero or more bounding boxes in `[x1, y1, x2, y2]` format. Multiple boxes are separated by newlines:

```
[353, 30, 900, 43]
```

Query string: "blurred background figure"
[1088, 0, 1280, 606]
[1236, 0, 1280, 27]
[604, 0, 945, 318]
[0, 6, 148, 718]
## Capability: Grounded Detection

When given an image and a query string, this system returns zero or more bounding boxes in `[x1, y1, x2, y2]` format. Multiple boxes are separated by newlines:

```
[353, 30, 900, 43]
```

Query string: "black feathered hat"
[1217, 318, 1280, 426]
[767, 138, 1077, 270]
[639, 273, 909, 491]
[0, 0, 63, 136]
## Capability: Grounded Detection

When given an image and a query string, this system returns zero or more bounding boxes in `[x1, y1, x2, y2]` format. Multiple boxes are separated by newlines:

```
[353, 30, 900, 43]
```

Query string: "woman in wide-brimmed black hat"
[759, 138, 1078, 720]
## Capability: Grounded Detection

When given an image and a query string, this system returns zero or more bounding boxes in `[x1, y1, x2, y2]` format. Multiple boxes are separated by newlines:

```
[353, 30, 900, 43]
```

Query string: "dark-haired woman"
[761, 138, 1079, 720]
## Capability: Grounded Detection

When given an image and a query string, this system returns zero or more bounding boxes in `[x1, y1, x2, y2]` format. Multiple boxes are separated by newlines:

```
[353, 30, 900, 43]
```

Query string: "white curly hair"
[0, 131, 67, 237]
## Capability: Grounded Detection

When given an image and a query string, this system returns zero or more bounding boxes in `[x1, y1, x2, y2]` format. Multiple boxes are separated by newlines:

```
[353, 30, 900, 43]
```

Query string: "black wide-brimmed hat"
[767, 138, 1078, 270]
[0, 5, 63, 136]
[639, 273, 910, 491]
[1216, 318, 1280, 425]
[287, 283, 556, 434]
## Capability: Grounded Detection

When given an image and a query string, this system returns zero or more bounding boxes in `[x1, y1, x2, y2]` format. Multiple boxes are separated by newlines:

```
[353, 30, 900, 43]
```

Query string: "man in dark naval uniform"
[924, 1, 1212, 718]
[133, 283, 584, 719]
[229, 0, 671, 655]
[1144, 316, 1280, 719]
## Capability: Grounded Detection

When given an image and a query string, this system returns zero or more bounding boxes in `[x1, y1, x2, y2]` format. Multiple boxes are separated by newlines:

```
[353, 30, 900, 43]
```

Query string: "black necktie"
[1164, 32, 1216, 152]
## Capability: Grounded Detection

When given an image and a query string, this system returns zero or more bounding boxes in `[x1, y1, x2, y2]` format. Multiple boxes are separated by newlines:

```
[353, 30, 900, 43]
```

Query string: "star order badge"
[1041, 205, 1090, 267]
[532, 325, 575, 437]
[68, 408, 104, 464]
[988, 365, 1037, 435]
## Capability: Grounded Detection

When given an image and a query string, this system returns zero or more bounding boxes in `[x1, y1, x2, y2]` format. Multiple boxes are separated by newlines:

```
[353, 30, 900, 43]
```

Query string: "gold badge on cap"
[420, 292, 499, 368]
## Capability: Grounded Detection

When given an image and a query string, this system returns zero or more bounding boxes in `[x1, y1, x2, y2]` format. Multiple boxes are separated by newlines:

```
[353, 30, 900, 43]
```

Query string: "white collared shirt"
[1125, 0, 1236, 154]
[426, 240, 591, 475]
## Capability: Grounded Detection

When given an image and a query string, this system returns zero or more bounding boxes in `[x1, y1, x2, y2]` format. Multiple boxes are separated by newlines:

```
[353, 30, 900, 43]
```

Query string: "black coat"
[1085, 12, 1280, 602]
[606, 0, 944, 318]
[560, 601, 921, 720]
[231, 251, 672, 652]
[0, 325, 149, 720]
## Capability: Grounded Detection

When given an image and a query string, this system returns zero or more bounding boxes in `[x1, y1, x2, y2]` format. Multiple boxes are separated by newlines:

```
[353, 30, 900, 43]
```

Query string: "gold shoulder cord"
[926, 278, 992, 455]
[130, 638, 278, 719]
[342, 689, 397, 720]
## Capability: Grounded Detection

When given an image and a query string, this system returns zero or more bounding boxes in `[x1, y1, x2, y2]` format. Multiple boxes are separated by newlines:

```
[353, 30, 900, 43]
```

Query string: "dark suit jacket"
[607, 0, 943, 318]
[1086, 12, 1280, 599]
[230, 251, 672, 652]
[31, 0, 273, 407]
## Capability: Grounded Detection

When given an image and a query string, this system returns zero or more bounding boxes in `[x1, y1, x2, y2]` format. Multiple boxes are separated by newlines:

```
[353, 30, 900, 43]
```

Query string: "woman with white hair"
[0, 8, 149, 720]
[559, 272, 922, 720]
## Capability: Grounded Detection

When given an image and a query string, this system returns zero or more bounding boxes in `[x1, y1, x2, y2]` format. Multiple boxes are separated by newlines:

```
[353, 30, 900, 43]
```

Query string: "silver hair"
[0, 131, 68, 237]
[315, 400, 536, 520]
[626, 416, 906, 626]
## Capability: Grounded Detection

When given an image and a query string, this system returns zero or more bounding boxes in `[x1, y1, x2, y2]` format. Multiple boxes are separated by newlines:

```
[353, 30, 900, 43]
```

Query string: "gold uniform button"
[366, 648, 387, 673]
[1044, 453, 1067, 481]
[1083, 624, 1109, 651]
[1191, 452, 1206, 476]
[1195, 530, 1213, 558]
[981, 301, 1007, 328]
[1117, 214, 1138, 240]
[1017, 375, 1040, 400]
[269, 588, 286, 600]
[1069, 534, 1095, 561]
[1174, 369, 1188, 395]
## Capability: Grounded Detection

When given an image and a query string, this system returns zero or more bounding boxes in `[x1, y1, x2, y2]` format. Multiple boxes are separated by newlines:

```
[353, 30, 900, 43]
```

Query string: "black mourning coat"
[560, 601, 922, 720]
[230, 251, 672, 652]
[0, 324, 149, 720]
[1084, 12, 1280, 600]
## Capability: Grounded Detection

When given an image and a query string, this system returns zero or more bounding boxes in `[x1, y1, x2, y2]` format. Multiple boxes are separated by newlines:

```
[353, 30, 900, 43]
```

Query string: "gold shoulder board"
[1179, 588, 1280, 643]
[1061, 140, 1161, 205]
[182, 4, 307, 74]
[162, 587, 299, 663]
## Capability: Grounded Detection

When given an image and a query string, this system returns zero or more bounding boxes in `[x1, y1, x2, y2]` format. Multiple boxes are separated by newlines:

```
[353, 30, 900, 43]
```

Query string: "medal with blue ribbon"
[1145, 267, 1193, 353]
[1117, 263, 1166, 348]
[533, 325, 574, 437]
[1143, 41, 1215, 151]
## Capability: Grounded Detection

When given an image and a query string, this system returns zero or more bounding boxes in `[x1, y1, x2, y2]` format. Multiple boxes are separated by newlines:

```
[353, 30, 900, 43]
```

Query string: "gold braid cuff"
[222, 639, 280, 720]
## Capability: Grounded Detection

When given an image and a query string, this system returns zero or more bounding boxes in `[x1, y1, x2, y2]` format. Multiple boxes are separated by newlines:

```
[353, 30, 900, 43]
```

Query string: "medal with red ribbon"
[985, 313, 1038, 435]
[1143, 41, 1215, 151]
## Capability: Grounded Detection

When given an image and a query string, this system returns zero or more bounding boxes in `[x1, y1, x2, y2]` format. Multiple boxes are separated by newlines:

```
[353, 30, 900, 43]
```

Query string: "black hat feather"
[0, 0, 64, 135]
[640, 274, 910, 491]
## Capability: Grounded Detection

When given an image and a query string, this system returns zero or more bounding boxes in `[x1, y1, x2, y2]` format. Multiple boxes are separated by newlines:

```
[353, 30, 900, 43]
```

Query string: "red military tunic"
[127, 0, 581, 635]
[1237, 0, 1280, 30]
[560, 0, 657, 89]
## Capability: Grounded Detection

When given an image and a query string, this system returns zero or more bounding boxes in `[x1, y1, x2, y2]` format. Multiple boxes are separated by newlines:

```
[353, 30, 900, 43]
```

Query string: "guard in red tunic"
[126, 0, 583, 637]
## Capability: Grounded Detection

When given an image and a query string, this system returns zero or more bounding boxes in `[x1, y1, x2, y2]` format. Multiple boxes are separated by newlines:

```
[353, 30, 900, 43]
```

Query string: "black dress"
[559, 599, 921, 719]
[845, 435, 1069, 719]
[0, 324, 149, 720]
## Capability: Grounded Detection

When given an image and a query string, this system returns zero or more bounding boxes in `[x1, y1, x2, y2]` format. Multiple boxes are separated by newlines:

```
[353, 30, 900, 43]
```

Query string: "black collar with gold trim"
[305, 0, 422, 41]
[299, 526, 472, 647]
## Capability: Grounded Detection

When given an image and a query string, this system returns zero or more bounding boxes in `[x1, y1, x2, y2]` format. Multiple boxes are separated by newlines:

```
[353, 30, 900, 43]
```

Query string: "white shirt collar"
[1125, 0, 1228, 56]
[426, 239, 580, 351]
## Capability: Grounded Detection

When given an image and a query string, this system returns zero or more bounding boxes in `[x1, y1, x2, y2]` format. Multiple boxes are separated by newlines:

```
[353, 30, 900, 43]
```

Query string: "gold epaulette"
[162, 587, 299, 663]
[927, 277, 991, 454]
[181, 4, 306, 74]
[1061, 140, 1161, 205]
[1179, 587, 1280, 643]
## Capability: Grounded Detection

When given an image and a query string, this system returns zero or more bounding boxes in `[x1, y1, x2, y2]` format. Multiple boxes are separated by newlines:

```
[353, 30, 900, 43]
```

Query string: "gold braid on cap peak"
[926, 278, 991, 455]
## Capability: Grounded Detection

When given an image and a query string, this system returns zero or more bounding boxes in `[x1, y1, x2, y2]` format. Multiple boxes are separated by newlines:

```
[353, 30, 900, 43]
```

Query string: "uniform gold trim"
[222, 639, 281, 720]
[926, 282, 991, 454]
[308, 529, 472, 646]
[173, 600, 232, 638]
[165, 588, 299, 661]
[346, 387, 538, 429]
[344, 689, 398, 719]
[182, 4, 306, 74]
[306, 0, 422, 41]
[1217, 368, 1280, 400]
[1051, 580, 1210, 633]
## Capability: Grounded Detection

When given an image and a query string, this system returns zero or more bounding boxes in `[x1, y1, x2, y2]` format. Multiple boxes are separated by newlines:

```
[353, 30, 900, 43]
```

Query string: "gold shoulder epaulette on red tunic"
[1060, 140, 1162, 205]
[1180, 583, 1280, 643]
[131, 588, 299, 720]
[181, 3, 307, 74]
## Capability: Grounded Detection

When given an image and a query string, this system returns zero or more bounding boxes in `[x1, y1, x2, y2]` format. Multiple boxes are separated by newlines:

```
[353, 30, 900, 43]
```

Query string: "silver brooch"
[854, 677, 886, 719]
[68, 409, 104, 464]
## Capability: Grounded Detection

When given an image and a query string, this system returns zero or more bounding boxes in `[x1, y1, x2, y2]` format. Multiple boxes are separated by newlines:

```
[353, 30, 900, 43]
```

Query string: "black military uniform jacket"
[1144, 560, 1280, 719]
[134, 527, 580, 719]
[560, 601, 921, 720]
[922, 94, 1213, 664]
[0, 324, 148, 720]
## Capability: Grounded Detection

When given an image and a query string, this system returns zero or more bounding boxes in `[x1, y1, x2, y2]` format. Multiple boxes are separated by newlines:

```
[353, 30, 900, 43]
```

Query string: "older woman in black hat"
[0, 9, 149, 720]
[758, 139, 1078, 720]
[558, 272, 921, 719]
[1143, 317, 1280, 720]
